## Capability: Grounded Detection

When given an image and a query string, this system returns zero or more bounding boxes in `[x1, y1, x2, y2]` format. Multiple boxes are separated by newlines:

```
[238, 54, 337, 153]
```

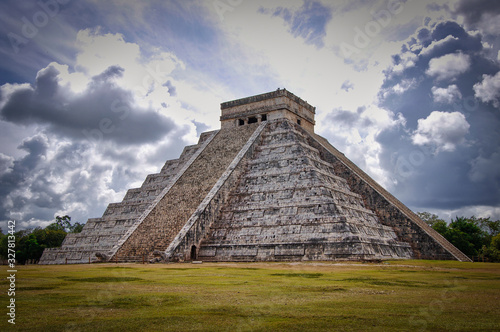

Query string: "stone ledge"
[220, 89, 316, 113]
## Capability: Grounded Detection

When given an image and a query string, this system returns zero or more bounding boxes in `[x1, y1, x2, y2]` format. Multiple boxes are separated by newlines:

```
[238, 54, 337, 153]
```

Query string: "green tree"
[431, 220, 449, 236]
[32, 227, 67, 248]
[418, 212, 445, 226]
[25, 234, 44, 262]
[449, 217, 486, 252]
[45, 223, 63, 231]
[69, 222, 84, 233]
[0, 233, 7, 260]
[46, 215, 84, 233]
[429, 215, 489, 257]
[492, 234, 500, 251]
[15, 230, 33, 264]
[0, 216, 73, 263]
[480, 233, 500, 262]
[56, 215, 71, 231]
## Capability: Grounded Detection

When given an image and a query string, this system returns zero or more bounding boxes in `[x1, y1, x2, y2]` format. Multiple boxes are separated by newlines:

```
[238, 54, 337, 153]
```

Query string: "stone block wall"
[220, 89, 315, 133]
[308, 132, 470, 261]
[39, 133, 210, 264]
[111, 123, 261, 262]
[165, 122, 267, 261]
[197, 119, 412, 262]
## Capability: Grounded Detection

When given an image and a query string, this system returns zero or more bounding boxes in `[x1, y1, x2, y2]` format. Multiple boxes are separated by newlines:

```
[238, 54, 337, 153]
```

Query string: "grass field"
[1, 260, 499, 331]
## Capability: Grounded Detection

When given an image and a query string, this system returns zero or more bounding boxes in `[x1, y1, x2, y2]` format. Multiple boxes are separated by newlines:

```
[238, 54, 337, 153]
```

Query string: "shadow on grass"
[340, 276, 457, 288]
[18, 286, 58, 291]
[78, 294, 185, 308]
[58, 276, 143, 282]
[270, 273, 323, 278]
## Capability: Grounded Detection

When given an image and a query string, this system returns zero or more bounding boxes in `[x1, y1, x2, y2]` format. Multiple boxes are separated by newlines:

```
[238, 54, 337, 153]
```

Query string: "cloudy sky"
[0, 0, 499, 232]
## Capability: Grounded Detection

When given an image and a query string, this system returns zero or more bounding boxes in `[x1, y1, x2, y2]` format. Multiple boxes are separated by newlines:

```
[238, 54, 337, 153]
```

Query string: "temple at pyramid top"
[220, 88, 316, 133]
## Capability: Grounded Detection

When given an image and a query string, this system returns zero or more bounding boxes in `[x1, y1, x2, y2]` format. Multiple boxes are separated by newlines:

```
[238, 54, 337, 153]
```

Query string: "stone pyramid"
[40, 89, 471, 264]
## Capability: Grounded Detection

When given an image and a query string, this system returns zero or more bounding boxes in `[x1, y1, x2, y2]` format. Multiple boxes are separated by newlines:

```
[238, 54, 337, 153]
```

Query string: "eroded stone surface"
[39, 133, 213, 264]
[113, 123, 260, 262]
[197, 120, 413, 261]
[39, 90, 470, 264]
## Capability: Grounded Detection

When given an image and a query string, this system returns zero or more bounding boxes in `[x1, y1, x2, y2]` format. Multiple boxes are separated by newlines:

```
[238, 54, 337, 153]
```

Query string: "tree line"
[0, 215, 84, 264]
[418, 212, 500, 262]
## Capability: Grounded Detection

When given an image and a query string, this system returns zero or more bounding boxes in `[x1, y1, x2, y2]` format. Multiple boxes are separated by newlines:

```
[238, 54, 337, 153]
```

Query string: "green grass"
[1, 260, 499, 331]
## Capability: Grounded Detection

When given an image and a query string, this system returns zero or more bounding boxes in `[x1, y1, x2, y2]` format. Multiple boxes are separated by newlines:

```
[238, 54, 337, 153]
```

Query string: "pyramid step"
[113, 123, 261, 260]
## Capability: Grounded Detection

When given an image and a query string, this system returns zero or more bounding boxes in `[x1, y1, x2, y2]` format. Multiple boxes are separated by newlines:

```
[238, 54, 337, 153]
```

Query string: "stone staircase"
[111, 122, 261, 262]
[198, 119, 413, 261]
[38, 132, 214, 264]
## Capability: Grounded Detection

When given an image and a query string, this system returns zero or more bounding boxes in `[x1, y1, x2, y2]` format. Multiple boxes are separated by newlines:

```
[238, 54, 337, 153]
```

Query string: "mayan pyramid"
[39, 89, 471, 264]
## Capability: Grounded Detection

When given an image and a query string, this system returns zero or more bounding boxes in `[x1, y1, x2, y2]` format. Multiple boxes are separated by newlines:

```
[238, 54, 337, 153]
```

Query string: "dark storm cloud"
[381, 21, 487, 125]
[453, 0, 500, 25]
[327, 108, 359, 125]
[0, 64, 176, 145]
[91, 65, 125, 82]
[0, 0, 80, 85]
[261, 1, 333, 48]
[451, 0, 500, 59]
[0, 132, 153, 226]
[0, 134, 50, 220]
[0, 153, 14, 176]
[376, 20, 500, 210]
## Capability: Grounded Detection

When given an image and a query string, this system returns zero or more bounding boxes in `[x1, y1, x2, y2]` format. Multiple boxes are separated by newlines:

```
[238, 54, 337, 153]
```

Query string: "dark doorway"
[248, 116, 258, 124]
[190, 245, 197, 260]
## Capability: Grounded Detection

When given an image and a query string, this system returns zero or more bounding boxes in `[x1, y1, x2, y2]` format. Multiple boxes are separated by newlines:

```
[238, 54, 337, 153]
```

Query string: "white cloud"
[322, 104, 405, 189]
[473, 71, 500, 107]
[76, 29, 141, 78]
[431, 84, 462, 103]
[422, 205, 500, 224]
[412, 111, 470, 152]
[426, 53, 470, 81]
[41, 62, 88, 94]
[420, 35, 459, 56]
[391, 78, 416, 94]
[0, 153, 14, 176]
[391, 52, 418, 73]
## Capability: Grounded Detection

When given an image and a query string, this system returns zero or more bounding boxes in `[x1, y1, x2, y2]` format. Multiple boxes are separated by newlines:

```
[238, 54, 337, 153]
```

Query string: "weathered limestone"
[309, 133, 470, 261]
[220, 89, 315, 134]
[39, 131, 214, 264]
[112, 123, 260, 262]
[39, 89, 471, 264]
[197, 120, 413, 261]
[164, 122, 267, 262]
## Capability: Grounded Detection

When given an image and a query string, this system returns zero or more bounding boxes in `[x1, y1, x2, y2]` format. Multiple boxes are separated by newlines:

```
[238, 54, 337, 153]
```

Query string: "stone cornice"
[220, 89, 316, 113]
